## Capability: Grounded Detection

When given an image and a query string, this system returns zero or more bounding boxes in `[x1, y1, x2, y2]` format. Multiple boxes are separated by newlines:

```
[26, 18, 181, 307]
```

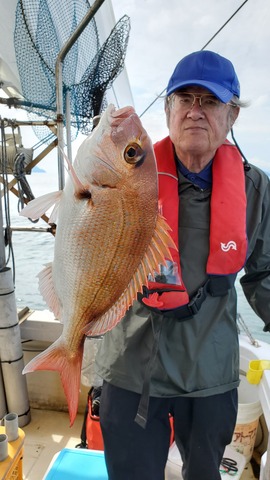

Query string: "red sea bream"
[20, 105, 174, 425]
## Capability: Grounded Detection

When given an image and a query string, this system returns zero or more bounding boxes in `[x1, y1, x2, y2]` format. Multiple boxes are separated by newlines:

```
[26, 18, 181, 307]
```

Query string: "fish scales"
[20, 104, 175, 425]
[55, 171, 155, 332]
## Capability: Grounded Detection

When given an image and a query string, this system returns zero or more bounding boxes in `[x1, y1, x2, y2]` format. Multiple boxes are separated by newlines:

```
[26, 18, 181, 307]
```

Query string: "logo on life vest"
[221, 241, 237, 252]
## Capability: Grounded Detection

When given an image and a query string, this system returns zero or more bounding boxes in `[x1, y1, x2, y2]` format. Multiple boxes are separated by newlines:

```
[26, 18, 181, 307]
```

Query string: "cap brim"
[167, 80, 234, 103]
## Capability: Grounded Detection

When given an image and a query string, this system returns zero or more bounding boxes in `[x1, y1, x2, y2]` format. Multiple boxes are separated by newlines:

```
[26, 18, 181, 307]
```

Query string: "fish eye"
[124, 143, 145, 164]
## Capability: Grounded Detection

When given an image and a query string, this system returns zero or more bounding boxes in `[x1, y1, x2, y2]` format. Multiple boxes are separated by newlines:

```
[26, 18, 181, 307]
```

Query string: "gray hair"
[229, 95, 250, 108]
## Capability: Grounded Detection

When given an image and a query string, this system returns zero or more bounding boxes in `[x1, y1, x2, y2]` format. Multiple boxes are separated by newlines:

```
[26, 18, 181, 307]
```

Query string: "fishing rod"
[139, 0, 249, 118]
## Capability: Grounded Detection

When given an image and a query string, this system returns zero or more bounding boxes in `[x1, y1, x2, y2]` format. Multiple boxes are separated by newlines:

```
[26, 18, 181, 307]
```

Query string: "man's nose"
[187, 99, 205, 117]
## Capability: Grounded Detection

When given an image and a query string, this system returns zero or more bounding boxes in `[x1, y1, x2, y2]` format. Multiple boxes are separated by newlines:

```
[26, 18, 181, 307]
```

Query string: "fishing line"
[231, 127, 250, 169]
[139, 0, 249, 118]
[200, 0, 249, 51]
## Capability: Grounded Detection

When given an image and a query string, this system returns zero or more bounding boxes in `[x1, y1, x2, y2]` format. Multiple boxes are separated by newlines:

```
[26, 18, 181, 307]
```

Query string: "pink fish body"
[20, 105, 174, 425]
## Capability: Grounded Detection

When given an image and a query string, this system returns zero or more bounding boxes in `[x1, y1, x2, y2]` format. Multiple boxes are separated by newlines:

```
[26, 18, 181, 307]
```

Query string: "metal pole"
[0, 267, 31, 427]
[55, 0, 106, 190]
[65, 90, 72, 163]
[0, 182, 7, 418]
[0, 188, 5, 269]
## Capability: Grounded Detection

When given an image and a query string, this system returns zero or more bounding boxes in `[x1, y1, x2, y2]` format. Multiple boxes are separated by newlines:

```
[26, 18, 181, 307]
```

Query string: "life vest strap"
[138, 273, 237, 320]
[208, 273, 237, 296]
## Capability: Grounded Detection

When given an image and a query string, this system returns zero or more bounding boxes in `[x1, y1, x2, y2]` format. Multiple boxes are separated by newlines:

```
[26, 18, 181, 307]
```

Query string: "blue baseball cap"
[166, 51, 240, 103]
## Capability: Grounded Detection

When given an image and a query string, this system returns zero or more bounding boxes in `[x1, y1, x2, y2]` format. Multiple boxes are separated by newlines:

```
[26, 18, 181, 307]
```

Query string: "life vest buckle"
[186, 285, 207, 315]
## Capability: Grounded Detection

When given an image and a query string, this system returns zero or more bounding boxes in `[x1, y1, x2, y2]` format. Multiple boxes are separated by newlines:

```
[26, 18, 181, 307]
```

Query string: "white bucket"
[230, 375, 263, 463]
[165, 443, 246, 480]
[165, 442, 183, 480]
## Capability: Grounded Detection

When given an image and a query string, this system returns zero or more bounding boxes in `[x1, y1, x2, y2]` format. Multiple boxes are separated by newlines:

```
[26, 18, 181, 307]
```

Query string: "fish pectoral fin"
[82, 260, 149, 336]
[19, 190, 63, 221]
[83, 213, 177, 337]
[38, 263, 62, 319]
[23, 339, 83, 426]
[82, 296, 127, 337]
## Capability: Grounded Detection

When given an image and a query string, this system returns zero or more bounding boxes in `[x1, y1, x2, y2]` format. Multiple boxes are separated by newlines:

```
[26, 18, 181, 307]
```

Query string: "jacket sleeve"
[240, 169, 270, 331]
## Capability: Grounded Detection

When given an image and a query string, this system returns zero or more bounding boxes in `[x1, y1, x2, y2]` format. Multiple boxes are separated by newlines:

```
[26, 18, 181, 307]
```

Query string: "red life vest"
[142, 136, 247, 313]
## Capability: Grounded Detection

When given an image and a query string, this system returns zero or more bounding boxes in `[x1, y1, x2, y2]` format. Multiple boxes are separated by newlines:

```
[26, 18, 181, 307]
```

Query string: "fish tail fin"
[23, 340, 83, 426]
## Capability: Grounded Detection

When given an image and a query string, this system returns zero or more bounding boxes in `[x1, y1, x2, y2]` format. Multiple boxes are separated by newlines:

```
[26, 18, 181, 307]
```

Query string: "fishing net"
[14, 0, 130, 138]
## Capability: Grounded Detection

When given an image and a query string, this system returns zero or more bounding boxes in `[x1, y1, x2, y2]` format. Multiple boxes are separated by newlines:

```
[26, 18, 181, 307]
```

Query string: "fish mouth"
[110, 105, 136, 124]
[87, 105, 148, 184]
[109, 105, 145, 152]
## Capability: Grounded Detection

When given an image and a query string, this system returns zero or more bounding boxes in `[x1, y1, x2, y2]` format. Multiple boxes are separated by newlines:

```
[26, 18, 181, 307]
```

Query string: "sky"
[110, 0, 270, 175]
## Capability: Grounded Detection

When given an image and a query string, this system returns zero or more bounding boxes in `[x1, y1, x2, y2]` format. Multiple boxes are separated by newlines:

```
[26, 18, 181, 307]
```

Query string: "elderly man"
[96, 50, 270, 480]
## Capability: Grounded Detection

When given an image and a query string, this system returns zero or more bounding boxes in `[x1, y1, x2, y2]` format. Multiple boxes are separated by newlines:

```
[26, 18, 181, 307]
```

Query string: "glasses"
[172, 92, 236, 112]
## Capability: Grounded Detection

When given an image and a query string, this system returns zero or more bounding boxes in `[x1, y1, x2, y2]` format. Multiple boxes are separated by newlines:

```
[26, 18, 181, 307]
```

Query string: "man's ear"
[230, 106, 240, 128]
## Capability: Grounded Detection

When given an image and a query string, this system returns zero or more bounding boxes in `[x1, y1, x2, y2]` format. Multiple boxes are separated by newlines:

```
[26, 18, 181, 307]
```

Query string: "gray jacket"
[95, 162, 270, 398]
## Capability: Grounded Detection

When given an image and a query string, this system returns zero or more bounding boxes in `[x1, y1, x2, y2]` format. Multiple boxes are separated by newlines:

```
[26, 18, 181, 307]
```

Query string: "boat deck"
[20, 408, 258, 480]
[23, 409, 84, 479]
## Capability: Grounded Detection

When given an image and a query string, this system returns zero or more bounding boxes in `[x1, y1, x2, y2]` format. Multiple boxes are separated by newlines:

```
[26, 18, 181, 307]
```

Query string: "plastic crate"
[44, 448, 108, 480]
[4, 448, 23, 480]
[0, 428, 25, 480]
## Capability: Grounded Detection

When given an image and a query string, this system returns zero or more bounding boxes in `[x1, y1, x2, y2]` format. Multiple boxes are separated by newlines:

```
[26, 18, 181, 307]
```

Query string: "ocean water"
[5, 169, 270, 346]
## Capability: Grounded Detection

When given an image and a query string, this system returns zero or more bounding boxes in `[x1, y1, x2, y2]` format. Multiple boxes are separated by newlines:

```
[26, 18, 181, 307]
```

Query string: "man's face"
[166, 87, 240, 165]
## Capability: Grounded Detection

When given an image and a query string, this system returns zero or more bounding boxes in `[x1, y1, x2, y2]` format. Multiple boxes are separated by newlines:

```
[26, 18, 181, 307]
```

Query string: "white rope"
[237, 312, 260, 347]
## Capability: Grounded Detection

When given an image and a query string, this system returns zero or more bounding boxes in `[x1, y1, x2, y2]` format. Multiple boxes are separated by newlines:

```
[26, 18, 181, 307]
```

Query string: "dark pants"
[99, 381, 238, 480]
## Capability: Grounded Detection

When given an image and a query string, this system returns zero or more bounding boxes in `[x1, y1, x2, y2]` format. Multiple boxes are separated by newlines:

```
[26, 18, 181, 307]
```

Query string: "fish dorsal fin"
[38, 262, 62, 320]
[83, 214, 176, 336]
[19, 191, 62, 222]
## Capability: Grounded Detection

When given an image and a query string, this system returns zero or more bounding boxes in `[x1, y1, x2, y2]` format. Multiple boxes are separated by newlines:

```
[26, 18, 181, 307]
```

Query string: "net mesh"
[14, 0, 130, 137]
